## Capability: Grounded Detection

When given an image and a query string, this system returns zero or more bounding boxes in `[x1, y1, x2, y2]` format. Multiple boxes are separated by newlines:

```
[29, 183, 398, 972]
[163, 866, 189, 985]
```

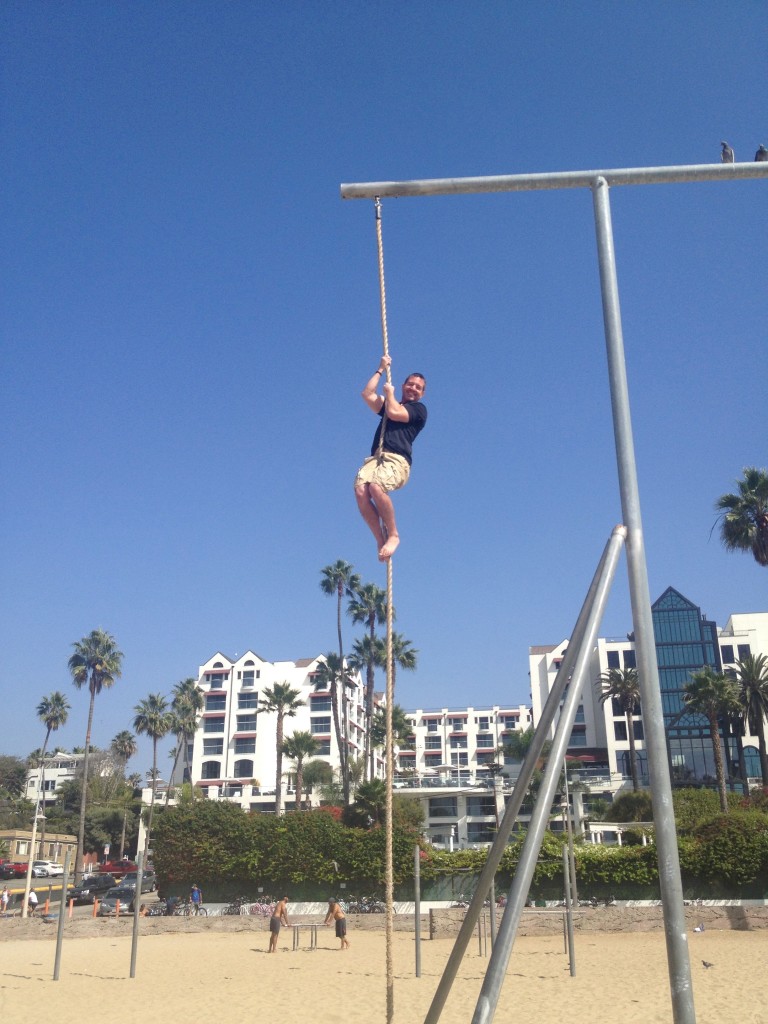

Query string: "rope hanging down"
[373, 195, 396, 1024]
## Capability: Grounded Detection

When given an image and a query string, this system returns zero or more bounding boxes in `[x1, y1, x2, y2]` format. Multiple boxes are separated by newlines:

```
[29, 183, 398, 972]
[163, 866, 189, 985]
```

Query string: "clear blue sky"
[2, 2, 766, 780]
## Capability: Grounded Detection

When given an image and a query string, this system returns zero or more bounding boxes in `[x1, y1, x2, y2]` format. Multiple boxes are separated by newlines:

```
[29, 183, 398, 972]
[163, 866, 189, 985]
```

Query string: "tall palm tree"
[597, 667, 642, 791]
[35, 691, 70, 857]
[320, 561, 361, 777]
[313, 654, 352, 804]
[348, 582, 388, 778]
[110, 731, 138, 859]
[371, 703, 413, 749]
[354, 778, 387, 825]
[257, 683, 304, 815]
[165, 678, 204, 805]
[732, 653, 768, 786]
[282, 730, 319, 810]
[683, 667, 741, 812]
[715, 466, 768, 567]
[68, 628, 124, 877]
[133, 693, 172, 855]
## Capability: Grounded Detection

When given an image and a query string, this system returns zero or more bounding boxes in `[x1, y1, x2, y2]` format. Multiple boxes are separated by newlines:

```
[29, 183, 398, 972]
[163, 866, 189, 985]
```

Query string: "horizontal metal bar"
[341, 162, 768, 199]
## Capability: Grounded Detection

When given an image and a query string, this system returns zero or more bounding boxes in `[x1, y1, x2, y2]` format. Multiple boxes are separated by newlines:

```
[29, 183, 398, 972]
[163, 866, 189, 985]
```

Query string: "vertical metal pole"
[53, 850, 71, 981]
[130, 851, 144, 978]
[563, 767, 578, 904]
[592, 177, 695, 1024]
[489, 879, 496, 948]
[562, 846, 576, 977]
[414, 845, 422, 978]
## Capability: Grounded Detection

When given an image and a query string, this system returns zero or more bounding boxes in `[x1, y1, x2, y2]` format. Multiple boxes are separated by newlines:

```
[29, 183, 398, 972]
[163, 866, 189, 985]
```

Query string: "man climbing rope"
[354, 354, 427, 561]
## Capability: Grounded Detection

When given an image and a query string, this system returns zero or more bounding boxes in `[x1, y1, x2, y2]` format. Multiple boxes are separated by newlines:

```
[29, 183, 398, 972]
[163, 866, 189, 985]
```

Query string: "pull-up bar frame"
[341, 160, 765, 1024]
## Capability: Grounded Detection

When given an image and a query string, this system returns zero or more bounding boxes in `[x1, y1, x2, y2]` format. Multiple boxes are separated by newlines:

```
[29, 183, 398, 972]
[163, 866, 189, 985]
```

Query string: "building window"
[314, 740, 331, 756]
[238, 693, 258, 710]
[467, 822, 496, 843]
[467, 795, 496, 816]
[569, 731, 587, 747]
[476, 751, 496, 764]
[428, 796, 457, 818]
[738, 644, 751, 661]
[450, 736, 467, 749]
[234, 738, 256, 755]
[203, 716, 225, 733]
[233, 759, 254, 777]
[203, 739, 223, 756]
[606, 650, 620, 669]
[633, 721, 645, 741]
[500, 715, 519, 729]
[447, 717, 466, 730]
[311, 717, 331, 735]
[241, 669, 259, 687]
[426, 720, 439, 733]
[451, 752, 468, 766]
[201, 761, 221, 780]
[236, 714, 258, 732]
[476, 734, 494, 748]
[476, 716, 492, 731]
[205, 671, 228, 686]
[721, 645, 734, 664]
[425, 736, 442, 750]
[424, 754, 442, 768]
[206, 694, 226, 712]
[614, 721, 628, 741]
[311, 695, 332, 712]
[623, 650, 636, 668]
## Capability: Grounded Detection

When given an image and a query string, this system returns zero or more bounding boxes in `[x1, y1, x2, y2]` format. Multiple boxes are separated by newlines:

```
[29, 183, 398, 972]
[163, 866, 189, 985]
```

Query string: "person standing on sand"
[324, 898, 350, 950]
[190, 883, 203, 915]
[1, 886, 8, 914]
[28, 889, 38, 916]
[268, 896, 290, 952]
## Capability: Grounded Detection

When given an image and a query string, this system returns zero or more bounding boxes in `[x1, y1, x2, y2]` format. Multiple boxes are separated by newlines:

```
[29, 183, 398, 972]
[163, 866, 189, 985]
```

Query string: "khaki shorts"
[354, 453, 410, 492]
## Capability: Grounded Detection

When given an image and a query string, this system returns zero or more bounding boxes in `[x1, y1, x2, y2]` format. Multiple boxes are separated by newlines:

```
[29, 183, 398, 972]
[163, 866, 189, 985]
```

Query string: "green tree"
[683, 668, 741, 812]
[34, 691, 70, 857]
[302, 759, 336, 803]
[353, 778, 387, 825]
[732, 654, 768, 787]
[133, 693, 173, 854]
[258, 682, 304, 815]
[320, 561, 361, 793]
[110, 731, 138, 858]
[68, 628, 124, 876]
[312, 654, 353, 805]
[0, 755, 28, 799]
[165, 677, 204, 805]
[597, 667, 642, 791]
[348, 582, 387, 778]
[371, 704, 413, 749]
[282, 730, 319, 810]
[715, 467, 768, 567]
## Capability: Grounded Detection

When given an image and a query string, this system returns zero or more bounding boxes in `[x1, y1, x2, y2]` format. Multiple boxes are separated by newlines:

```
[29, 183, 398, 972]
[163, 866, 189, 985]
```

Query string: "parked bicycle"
[223, 896, 250, 916]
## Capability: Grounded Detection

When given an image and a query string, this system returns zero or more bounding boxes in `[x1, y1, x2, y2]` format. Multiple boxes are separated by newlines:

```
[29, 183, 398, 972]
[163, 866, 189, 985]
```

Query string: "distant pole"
[563, 846, 575, 977]
[414, 845, 422, 978]
[53, 850, 72, 980]
[130, 851, 144, 978]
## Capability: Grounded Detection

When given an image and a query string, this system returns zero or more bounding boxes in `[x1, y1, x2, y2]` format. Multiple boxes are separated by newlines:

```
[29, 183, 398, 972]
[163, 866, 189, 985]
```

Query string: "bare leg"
[369, 482, 399, 560]
[355, 483, 387, 550]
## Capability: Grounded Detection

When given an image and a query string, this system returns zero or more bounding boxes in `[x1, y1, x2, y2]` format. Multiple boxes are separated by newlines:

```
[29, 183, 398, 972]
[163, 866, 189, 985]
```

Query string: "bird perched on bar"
[720, 141, 735, 163]
[755, 144, 768, 162]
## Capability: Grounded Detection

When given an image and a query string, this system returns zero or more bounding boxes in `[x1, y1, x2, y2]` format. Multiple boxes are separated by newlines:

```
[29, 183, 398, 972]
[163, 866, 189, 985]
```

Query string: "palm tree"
[597, 667, 643, 791]
[165, 678, 204, 805]
[683, 667, 741, 812]
[110, 731, 138, 858]
[312, 654, 352, 804]
[732, 654, 768, 786]
[133, 693, 172, 854]
[715, 466, 768, 567]
[282, 731, 319, 810]
[371, 703, 413, 749]
[348, 582, 387, 779]
[111, 729, 138, 768]
[320, 561, 361, 773]
[258, 682, 304, 815]
[354, 778, 387, 825]
[374, 631, 418, 694]
[68, 628, 124, 877]
[34, 691, 70, 858]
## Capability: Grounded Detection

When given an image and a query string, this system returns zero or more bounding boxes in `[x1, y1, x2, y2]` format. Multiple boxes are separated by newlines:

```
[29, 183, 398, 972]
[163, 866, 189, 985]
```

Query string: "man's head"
[401, 373, 426, 403]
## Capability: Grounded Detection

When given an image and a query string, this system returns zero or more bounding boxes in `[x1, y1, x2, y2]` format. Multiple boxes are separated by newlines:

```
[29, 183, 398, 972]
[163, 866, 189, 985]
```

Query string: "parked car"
[70, 873, 117, 904]
[32, 861, 64, 877]
[0, 862, 28, 879]
[97, 886, 136, 916]
[99, 859, 138, 877]
[121, 870, 157, 894]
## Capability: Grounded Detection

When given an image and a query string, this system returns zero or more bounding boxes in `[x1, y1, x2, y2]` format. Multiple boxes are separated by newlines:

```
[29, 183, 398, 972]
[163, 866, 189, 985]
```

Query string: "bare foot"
[378, 534, 400, 561]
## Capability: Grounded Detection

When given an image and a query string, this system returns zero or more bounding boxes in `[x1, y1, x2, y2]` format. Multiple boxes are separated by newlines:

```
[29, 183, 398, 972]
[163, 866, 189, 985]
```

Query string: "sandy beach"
[0, 913, 765, 1024]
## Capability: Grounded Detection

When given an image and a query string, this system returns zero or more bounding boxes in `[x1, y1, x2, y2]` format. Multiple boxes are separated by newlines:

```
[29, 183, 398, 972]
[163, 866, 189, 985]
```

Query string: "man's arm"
[361, 355, 391, 413]
[382, 383, 411, 423]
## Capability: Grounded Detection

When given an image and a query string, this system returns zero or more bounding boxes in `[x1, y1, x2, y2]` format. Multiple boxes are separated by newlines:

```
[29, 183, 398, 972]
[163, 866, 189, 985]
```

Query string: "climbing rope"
[373, 195, 396, 1023]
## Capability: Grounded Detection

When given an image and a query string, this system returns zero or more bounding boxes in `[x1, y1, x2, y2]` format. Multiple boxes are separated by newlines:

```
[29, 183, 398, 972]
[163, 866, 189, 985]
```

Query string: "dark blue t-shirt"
[370, 401, 427, 466]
